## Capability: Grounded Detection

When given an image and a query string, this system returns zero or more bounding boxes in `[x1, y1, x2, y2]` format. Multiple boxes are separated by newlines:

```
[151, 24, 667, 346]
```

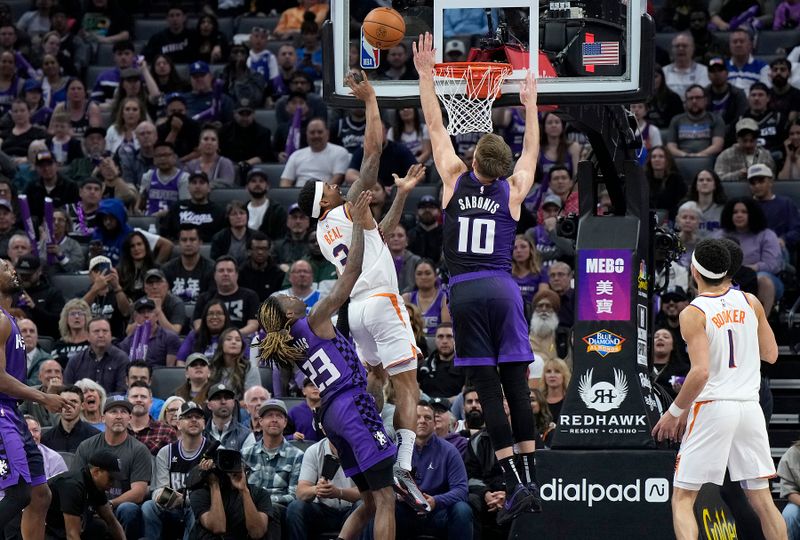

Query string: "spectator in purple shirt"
[289, 378, 322, 442]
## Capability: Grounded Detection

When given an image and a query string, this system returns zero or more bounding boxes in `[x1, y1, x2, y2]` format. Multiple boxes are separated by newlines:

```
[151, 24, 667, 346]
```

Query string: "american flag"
[582, 42, 620, 66]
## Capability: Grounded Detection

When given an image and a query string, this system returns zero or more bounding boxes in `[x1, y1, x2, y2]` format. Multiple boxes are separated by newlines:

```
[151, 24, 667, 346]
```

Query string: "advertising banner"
[577, 249, 632, 321]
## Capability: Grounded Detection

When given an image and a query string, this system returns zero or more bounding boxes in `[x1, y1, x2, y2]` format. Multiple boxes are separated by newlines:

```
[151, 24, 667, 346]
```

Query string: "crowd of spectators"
[0, 0, 798, 538]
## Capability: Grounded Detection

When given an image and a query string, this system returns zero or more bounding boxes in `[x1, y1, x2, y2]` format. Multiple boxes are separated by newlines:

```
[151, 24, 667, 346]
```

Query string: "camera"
[556, 213, 579, 240]
[185, 445, 243, 490]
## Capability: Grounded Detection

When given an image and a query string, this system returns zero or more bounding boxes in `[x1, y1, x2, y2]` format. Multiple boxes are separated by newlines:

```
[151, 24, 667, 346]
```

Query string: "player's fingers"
[392, 173, 400, 182]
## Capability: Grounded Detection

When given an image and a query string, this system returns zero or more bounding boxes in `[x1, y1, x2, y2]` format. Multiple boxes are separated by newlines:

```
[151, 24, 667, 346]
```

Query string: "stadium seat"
[210, 188, 247, 208]
[406, 184, 439, 210]
[283, 397, 305, 411]
[756, 30, 800, 55]
[135, 19, 167, 41]
[654, 33, 676, 53]
[270, 187, 301, 209]
[254, 109, 277, 132]
[674, 156, 715, 183]
[151, 367, 186, 400]
[723, 182, 751, 199]
[85, 65, 108, 91]
[38, 336, 54, 353]
[184, 302, 195, 321]
[199, 243, 212, 259]
[252, 163, 284, 188]
[50, 273, 91, 301]
[236, 17, 280, 35]
[58, 452, 77, 470]
[128, 215, 158, 232]
[95, 43, 116, 66]
[775, 182, 800, 204]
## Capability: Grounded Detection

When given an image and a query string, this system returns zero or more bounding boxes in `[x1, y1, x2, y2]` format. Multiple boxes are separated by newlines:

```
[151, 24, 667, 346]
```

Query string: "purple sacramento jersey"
[0, 307, 46, 489]
[502, 108, 526, 156]
[145, 169, 182, 216]
[410, 289, 445, 336]
[290, 318, 395, 476]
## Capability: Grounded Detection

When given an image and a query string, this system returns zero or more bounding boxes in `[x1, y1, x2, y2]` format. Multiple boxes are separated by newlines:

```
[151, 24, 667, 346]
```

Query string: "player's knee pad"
[740, 478, 770, 491]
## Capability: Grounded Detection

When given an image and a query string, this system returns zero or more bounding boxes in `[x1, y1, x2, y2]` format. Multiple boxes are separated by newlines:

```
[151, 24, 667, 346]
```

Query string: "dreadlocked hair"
[258, 297, 306, 367]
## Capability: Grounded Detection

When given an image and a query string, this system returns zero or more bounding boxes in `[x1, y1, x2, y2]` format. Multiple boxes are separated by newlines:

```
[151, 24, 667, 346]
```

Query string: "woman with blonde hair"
[158, 396, 186, 429]
[403, 301, 429, 358]
[75, 378, 107, 431]
[540, 358, 571, 420]
[51, 299, 92, 368]
[512, 234, 549, 318]
[208, 327, 260, 400]
[105, 97, 146, 153]
[530, 388, 555, 447]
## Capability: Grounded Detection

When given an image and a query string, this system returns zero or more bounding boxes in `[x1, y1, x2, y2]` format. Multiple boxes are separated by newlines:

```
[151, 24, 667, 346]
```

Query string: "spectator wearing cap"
[663, 33, 710, 98]
[242, 399, 304, 523]
[289, 378, 323, 442]
[418, 323, 464, 400]
[238, 231, 286, 302]
[45, 450, 127, 540]
[162, 224, 215, 303]
[205, 382, 257, 450]
[725, 28, 770, 93]
[768, 58, 800, 120]
[21, 78, 53, 128]
[24, 147, 79, 215]
[0, 99, 48, 159]
[430, 397, 468, 457]
[748, 163, 800, 250]
[142, 400, 212, 539]
[117, 296, 182, 368]
[665, 85, 725, 158]
[273, 0, 329, 40]
[380, 401, 470, 539]
[444, 39, 467, 62]
[117, 121, 156, 187]
[0, 197, 23, 256]
[82, 254, 132, 338]
[163, 170, 225, 242]
[526, 193, 575, 266]
[135, 268, 187, 334]
[41, 385, 101, 452]
[64, 127, 108, 184]
[245, 168, 288, 240]
[65, 318, 129, 393]
[654, 286, 691, 360]
[280, 118, 350, 187]
[185, 126, 237, 188]
[192, 255, 261, 334]
[175, 353, 212, 406]
[715, 118, 776, 182]
[733, 82, 788, 162]
[126, 380, 178, 455]
[184, 60, 235, 124]
[157, 93, 202, 161]
[219, 98, 278, 170]
[246, 26, 280, 91]
[91, 197, 174, 266]
[91, 40, 137, 105]
[139, 140, 191, 217]
[273, 203, 311, 266]
[288, 436, 357, 540]
[407, 194, 443, 262]
[143, 4, 198, 64]
[75, 397, 153, 539]
[210, 200, 258, 266]
[16, 253, 65, 337]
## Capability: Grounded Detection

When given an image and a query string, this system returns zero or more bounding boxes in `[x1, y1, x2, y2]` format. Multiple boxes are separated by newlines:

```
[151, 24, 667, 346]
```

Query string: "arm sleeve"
[432, 444, 469, 509]
[298, 444, 321, 484]
[152, 445, 170, 490]
[282, 153, 298, 181]
[131, 443, 154, 484]
[333, 147, 351, 175]
[758, 229, 784, 273]
[712, 115, 726, 139]
[176, 331, 195, 361]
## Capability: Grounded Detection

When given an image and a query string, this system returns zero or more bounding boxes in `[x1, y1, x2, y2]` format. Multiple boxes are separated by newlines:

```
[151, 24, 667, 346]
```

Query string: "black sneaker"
[497, 483, 536, 525]
[525, 482, 542, 513]
[393, 466, 431, 513]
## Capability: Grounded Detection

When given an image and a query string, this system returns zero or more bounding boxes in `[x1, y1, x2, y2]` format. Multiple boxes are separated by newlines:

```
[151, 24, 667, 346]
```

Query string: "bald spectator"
[664, 33, 710, 98]
[7, 234, 32, 265]
[548, 262, 575, 328]
[19, 318, 50, 386]
[272, 260, 321, 313]
[243, 385, 271, 436]
[20, 358, 63, 427]
[279, 118, 350, 187]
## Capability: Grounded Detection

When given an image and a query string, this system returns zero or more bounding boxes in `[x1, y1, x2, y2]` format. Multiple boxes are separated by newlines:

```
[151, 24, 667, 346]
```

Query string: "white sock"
[395, 428, 416, 471]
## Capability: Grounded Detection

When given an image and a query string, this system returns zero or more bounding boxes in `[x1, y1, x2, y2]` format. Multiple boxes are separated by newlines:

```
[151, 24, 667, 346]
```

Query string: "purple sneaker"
[496, 483, 536, 525]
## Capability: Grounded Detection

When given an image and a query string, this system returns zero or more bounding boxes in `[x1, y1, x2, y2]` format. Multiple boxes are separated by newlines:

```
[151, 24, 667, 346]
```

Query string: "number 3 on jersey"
[302, 349, 342, 392]
[457, 217, 496, 254]
[332, 244, 349, 267]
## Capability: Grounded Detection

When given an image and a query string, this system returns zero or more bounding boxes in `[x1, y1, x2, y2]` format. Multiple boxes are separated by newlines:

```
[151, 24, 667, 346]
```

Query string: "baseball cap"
[179, 401, 205, 418]
[35, 151, 55, 165]
[165, 92, 186, 105]
[88, 450, 122, 475]
[542, 193, 563, 209]
[190, 61, 210, 75]
[207, 383, 236, 400]
[144, 268, 166, 282]
[188, 171, 210, 183]
[235, 97, 255, 112]
[288, 203, 305, 215]
[15, 255, 40, 273]
[120, 67, 141, 79]
[133, 297, 156, 312]
[661, 286, 688, 303]
[735, 118, 759, 135]
[429, 397, 451, 413]
[417, 195, 438, 208]
[445, 40, 466, 56]
[185, 353, 210, 367]
[89, 255, 112, 271]
[103, 396, 133, 414]
[0, 199, 12, 211]
[22, 79, 42, 93]
[258, 399, 288, 417]
[747, 163, 774, 180]
[708, 57, 727, 70]
[246, 168, 268, 182]
[84, 126, 107, 138]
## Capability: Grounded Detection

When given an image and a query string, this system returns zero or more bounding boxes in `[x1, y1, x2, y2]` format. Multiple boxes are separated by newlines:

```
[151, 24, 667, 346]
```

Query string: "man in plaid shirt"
[127, 381, 177, 455]
[242, 399, 304, 531]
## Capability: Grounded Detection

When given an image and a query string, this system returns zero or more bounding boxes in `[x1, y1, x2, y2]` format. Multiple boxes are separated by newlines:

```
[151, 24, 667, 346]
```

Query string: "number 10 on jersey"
[457, 217, 496, 254]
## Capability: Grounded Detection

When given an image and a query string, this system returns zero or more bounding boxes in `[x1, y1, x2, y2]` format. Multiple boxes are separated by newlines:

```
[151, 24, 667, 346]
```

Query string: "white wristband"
[668, 402, 685, 418]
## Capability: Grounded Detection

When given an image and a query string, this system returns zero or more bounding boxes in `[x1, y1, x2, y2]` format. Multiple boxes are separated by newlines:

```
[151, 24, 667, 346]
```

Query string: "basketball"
[362, 7, 406, 50]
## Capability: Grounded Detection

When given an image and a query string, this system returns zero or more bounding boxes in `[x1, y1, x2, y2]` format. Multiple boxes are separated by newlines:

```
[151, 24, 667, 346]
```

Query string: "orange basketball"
[362, 7, 406, 50]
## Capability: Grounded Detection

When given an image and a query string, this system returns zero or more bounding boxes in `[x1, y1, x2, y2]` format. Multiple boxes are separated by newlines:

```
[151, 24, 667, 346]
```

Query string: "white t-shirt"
[281, 144, 351, 186]
[247, 200, 269, 230]
[663, 62, 710, 98]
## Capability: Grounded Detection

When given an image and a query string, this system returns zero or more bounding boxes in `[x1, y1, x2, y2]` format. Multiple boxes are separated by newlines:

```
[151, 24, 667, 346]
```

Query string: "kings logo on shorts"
[583, 330, 625, 357]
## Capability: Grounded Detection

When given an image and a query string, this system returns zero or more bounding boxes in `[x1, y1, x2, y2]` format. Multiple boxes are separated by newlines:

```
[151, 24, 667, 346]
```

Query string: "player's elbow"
[694, 366, 709, 384]
[761, 345, 779, 364]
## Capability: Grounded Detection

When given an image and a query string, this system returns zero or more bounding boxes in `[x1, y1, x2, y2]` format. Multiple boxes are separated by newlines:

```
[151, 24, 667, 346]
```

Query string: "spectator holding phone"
[82, 255, 131, 338]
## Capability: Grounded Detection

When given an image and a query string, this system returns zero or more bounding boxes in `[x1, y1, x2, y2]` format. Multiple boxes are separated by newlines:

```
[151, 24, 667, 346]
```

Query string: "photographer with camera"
[143, 401, 212, 540]
[188, 448, 274, 540]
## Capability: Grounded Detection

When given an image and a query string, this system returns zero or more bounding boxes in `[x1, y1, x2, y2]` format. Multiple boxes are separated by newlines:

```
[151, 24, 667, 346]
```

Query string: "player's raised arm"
[413, 33, 467, 187]
[508, 72, 539, 207]
[379, 163, 426, 234]
[746, 292, 779, 363]
[346, 72, 383, 203]
[308, 192, 371, 332]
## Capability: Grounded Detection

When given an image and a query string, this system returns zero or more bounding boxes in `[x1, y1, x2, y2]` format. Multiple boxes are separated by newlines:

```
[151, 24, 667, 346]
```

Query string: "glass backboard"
[323, 0, 654, 107]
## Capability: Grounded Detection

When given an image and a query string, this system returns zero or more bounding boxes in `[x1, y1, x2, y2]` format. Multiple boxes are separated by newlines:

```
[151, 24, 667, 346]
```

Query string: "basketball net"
[432, 62, 513, 135]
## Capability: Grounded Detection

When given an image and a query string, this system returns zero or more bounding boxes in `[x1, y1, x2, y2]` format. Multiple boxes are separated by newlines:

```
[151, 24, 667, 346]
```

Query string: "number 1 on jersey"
[457, 217, 496, 254]
[727, 329, 736, 368]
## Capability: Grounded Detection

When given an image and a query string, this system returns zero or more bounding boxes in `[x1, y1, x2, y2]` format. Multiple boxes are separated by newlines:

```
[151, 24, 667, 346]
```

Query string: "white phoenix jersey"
[688, 289, 761, 402]
[317, 203, 400, 301]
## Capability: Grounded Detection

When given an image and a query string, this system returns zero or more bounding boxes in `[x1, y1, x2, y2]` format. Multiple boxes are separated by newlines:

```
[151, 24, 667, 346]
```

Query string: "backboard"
[322, 0, 654, 107]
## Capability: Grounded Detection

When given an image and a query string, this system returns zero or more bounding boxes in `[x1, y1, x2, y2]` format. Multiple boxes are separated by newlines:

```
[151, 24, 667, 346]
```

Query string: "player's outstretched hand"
[345, 71, 375, 102]
[412, 32, 436, 76]
[519, 71, 538, 107]
[41, 393, 76, 415]
[393, 163, 426, 194]
[351, 190, 373, 227]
